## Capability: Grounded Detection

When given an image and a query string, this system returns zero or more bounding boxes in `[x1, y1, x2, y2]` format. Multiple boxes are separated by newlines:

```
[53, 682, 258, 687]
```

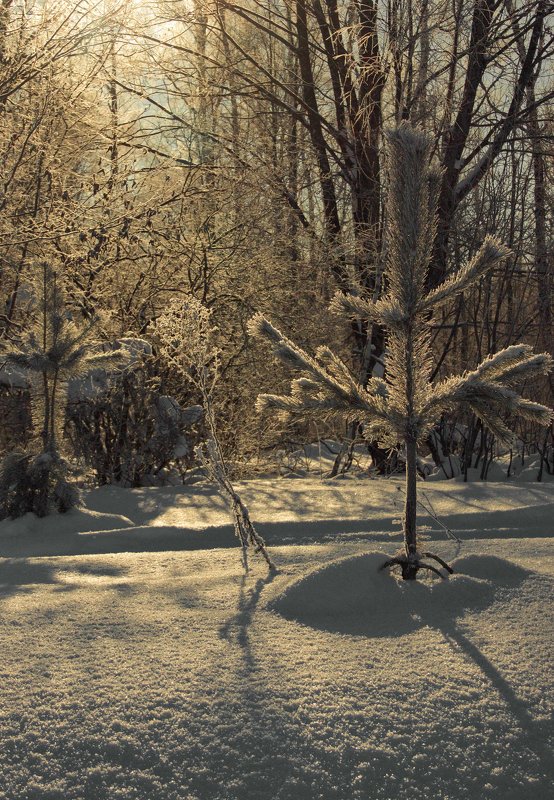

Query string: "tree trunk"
[41, 371, 50, 451]
[432, 0, 548, 289]
[403, 435, 418, 578]
[431, 0, 496, 289]
[295, 0, 342, 252]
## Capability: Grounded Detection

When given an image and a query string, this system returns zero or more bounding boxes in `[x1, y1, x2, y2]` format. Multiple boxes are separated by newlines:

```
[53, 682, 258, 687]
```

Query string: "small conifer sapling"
[0, 264, 124, 517]
[249, 125, 553, 580]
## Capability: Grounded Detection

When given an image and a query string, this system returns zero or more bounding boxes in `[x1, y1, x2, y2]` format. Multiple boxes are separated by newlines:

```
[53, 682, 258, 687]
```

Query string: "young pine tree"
[0, 264, 123, 517]
[249, 125, 553, 580]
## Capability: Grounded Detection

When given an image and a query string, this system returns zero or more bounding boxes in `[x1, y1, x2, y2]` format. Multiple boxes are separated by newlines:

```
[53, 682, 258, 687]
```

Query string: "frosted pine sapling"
[0, 264, 124, 517]
[249, 125, 553, 580]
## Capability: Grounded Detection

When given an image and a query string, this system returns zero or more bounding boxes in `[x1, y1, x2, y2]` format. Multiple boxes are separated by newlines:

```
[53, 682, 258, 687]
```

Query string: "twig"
[419, 491, 462, 543]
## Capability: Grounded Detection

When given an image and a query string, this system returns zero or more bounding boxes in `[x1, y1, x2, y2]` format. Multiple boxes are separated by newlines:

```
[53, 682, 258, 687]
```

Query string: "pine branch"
[486, 352, 552, 386]
[329, 291, 380, 322]
[421, 237, 511, 312]
[513, 398, 553, 426]
[374, 296, 410, 328]
[465, 344, 534, 380]
[425, 371, 553, 444]
[465, 401, 516, 445]
[250, 314, 390, 423]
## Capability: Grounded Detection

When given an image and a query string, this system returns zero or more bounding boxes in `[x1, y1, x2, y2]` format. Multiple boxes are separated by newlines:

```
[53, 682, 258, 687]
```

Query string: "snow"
[0, 507, 134, 539]
[1, 476, 552, 559]
[0, 365, 29, 390]
[0, 475, 552, 799]
[270, 552, 530, 636]
[87, 476, 554, 541]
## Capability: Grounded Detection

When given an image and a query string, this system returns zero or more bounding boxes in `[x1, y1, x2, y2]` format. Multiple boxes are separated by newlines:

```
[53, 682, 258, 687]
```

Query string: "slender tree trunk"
[431, 0, 496, 288]
[432, 0, 548, 288]
[414, 0, 430, 126]
[404, 301, 418, 575]
[404, 435, 418, 576]
[352, 0, 383, 263]
[506, 0, 553, 425]
[295, 0, 342, 251]
[41, 372, 50, 451]
[49, 370, 59, 451]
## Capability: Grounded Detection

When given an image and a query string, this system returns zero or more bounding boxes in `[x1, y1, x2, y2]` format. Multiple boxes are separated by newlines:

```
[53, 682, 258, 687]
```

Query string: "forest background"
[0, 0, 552, 488]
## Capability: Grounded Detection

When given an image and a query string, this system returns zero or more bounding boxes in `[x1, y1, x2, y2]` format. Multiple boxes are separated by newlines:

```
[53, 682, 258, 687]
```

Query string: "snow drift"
[270, 552, 530, 637]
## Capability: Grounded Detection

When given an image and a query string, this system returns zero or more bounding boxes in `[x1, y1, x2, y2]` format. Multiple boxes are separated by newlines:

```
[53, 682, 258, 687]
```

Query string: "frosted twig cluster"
[197, 437, 275, 572]
[155, 297, 275, 572]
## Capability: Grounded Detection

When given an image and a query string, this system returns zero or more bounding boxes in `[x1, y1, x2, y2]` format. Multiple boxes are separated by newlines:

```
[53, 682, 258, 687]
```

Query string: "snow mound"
[0, 507, 134, 538]
[270, 552, 530, 637]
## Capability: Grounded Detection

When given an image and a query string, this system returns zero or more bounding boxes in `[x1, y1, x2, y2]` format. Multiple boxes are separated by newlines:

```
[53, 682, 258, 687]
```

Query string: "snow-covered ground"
[1, 476, 553, 557]
[0, 476, 552, 799]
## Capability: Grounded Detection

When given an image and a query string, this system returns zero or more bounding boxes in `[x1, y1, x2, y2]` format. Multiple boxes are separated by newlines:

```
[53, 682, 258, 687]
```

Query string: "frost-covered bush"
[66, 353, 202, 486]
[0, 450, 78, 519]
[154, 296, 274, 570]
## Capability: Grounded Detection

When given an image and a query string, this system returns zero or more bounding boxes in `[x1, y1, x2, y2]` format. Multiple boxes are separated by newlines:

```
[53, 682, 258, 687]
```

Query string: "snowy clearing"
[0, 477, 552, 799]
[1, 476, 553, 557]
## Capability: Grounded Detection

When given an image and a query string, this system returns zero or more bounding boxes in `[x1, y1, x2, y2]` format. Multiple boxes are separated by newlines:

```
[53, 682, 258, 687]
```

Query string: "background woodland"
[0, 0, 552, 485]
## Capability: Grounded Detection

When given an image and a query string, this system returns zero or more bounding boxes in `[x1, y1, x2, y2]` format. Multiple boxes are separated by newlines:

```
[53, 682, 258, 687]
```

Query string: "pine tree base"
[380, 551, 454, 580]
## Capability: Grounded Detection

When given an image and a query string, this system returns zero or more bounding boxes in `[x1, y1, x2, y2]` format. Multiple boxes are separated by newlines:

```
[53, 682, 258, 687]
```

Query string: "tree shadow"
[434, 505, 554, 538]
[0, 558, 129, 599]
[419, 560, 553, 780]
[216, 570, 331, 796]
[219, 570, 277, 672]
[270, 552, 554, 785]
[67, 563, 128, 577]
[269, 553, 529, 637]
[439, 623, 553, 779]
[0, 559, 59, 590]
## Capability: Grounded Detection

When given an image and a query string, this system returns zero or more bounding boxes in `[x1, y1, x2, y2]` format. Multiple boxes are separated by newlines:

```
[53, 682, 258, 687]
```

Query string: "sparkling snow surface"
[0, 477, 552, 799]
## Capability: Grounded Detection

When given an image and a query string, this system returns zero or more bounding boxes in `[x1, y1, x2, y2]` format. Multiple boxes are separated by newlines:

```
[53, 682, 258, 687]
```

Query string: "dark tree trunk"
[431, 0, 497, 289]
[403, 435, 418, 578]
[295, 0, 342, 253]
[431, 0, 548, 289]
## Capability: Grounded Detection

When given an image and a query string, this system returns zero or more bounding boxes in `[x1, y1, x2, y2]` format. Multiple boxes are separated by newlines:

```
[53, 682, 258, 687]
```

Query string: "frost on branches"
[66, 344, 203, 488]
[0, 264, 125, 519]
[154, 297, 275, 572]
[249, 125, 553, 581]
